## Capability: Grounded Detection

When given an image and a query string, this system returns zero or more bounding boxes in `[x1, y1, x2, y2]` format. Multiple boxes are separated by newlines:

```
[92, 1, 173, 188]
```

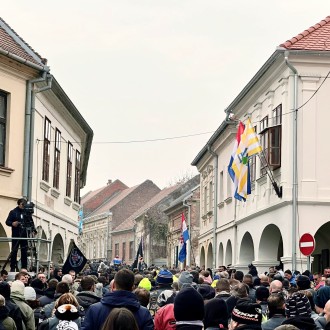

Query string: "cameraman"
[5, 198, 35, 271]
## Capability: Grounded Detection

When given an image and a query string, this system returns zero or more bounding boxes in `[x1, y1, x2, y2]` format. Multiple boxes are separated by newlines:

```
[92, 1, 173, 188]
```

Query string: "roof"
[90, 185, 139, 215]
[194, 15, 330, 166]
[281, 16, 330, 50]
[113, 184, 180, 233]
[0, 17, 46, 68]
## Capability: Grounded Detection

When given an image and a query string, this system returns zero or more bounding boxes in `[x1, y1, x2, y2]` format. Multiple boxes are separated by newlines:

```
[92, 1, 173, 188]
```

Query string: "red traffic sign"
[299, 233, 315, 256]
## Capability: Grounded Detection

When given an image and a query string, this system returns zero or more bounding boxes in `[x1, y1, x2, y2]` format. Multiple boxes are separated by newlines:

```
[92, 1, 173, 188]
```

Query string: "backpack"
[154, 304, 176, 330]
[148, 290, 160, 317]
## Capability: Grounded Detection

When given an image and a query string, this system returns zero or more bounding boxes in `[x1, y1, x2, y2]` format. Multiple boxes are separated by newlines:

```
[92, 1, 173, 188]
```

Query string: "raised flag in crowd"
[62, 242, 87, 274]
[229, 118, 262, 201]
[131, 237, 143, 269]
[178, 213, 189, 263]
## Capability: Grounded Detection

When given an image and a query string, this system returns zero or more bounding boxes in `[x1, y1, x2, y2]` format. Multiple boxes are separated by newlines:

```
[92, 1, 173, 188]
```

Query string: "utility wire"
[36, 71, 330, 145]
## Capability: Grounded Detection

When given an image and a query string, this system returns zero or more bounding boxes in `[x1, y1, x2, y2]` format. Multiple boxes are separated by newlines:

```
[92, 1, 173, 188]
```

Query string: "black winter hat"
[174, 287, 204, 322]
[0, 282, 10, 299]
[296, 275, 311, 290]
[197, 284, 216, 300]
[231, 300, 262, 325]
[204, 298, 229, 329]
[255, 286, 270, 302]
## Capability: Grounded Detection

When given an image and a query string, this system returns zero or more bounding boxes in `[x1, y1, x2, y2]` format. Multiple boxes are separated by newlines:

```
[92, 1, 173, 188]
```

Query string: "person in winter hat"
[0, 294, 16, 330]
[230, 300, 262, 330]
[282, 292, 316, 330]
[204, 298, 229, 329]
[149, 269, 174, 316]
[10, 280, 35, 330]
[0, 281, 24, 330]
[154, 290, 177, 330]
[197, 284, 216, 302]
[178, 271, 194, 290]
[39, 293, 81, 330]
[174, 287, 204, 329]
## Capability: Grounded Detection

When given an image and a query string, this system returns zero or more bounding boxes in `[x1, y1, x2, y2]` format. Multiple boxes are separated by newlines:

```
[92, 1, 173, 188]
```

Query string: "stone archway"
[36, 226, 49, 264]
[259, 224, 283, 265]
[313, 221, 330, 273]
[218, 242, 224, 267]
[0, 223, 10, 267]
[200, 246, 206, 269]
[52, 234, 64, 265]
[239, 232, 254, 265]
[225, 240, 232, 266]
[206, 243, 213, 269]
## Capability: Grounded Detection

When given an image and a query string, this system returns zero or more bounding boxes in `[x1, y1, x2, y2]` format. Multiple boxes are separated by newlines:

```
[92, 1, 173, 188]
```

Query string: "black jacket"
[76, 291, 101, 312]
[6, 206, 25, 237]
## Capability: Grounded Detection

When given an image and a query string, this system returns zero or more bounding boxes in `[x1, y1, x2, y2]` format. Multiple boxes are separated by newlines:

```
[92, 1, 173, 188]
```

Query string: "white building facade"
[192, 18, 330, 274]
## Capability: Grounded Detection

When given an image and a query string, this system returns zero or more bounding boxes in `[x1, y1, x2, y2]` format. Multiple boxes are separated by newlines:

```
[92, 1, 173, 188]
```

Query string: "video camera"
[21, 201, 36, 231]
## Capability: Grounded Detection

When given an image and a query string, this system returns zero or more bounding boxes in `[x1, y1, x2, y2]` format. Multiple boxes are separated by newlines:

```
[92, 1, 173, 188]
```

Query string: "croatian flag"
[179, 213, 189, 262]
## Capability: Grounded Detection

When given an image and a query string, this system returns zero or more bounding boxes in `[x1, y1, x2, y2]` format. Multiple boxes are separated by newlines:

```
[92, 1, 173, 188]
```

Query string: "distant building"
[80, 180, 160, 262]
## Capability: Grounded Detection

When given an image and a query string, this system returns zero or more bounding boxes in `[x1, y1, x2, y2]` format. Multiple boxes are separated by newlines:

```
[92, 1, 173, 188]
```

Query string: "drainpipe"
[23, 69, 51, 200]
[284, 51, 298, 272]
[207, 144, 218, 270]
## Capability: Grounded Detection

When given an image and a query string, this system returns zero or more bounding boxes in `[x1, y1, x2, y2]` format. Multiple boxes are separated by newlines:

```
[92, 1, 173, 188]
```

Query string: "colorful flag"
[228, 122, 245, 201]
[62, 242, 87, 274]
[231, 118, 262, 201]
[178, 213, 189, 263]
[78, 208, 84, 235]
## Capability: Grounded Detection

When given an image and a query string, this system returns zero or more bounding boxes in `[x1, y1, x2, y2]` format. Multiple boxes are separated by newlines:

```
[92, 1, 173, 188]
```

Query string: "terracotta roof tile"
[113, 185, 180, 233]
[0, 17, 45, 66]
[280, 16, 330, 50]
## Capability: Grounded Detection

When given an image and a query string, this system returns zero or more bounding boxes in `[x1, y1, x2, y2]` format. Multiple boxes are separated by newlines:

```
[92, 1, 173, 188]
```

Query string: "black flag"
[62, 242, 87, 275]
[131, 238, 143, 269]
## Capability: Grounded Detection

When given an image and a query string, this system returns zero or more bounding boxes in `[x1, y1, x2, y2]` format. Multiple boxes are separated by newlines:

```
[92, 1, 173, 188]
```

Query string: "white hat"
[24, 286, 36, 301]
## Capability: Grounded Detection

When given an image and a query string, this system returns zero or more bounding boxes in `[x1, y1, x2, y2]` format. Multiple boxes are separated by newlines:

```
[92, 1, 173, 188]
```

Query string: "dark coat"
[76, 291, 101, 312]
[38, 287, 56, 307]
[261, 315, 286, 330]
[5, 206, 25, 237]
[81, 290, 154, 330]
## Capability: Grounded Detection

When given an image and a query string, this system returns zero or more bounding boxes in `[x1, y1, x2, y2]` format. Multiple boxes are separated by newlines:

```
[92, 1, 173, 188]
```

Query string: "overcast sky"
[2, 2, 330, 193]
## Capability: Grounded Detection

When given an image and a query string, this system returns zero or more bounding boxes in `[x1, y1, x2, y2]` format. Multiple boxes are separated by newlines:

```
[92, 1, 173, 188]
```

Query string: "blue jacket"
[81, 290, 154, 330]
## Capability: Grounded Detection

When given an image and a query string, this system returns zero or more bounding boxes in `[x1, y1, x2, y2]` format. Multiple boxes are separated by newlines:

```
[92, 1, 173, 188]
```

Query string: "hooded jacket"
[0, 281, 24, 330]
[0, 305, 16, 330]
[81, 290, 154, 330]
[75, 291, 100, 312]
[10, 281, 35, 330]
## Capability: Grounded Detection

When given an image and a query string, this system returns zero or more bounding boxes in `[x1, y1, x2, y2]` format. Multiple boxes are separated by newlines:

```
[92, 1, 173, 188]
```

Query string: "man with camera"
[5, 198, 36, 272]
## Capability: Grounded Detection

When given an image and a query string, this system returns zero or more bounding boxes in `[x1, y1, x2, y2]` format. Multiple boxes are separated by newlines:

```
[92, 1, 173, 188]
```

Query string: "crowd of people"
[0, 263, 329, 329]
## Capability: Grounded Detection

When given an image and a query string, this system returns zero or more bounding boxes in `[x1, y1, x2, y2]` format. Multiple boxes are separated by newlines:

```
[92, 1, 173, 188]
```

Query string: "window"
[74, 150, 81, 203]
[260, 106, 282, 176]
[115, 243, 119, 258]
[122, 242, 126, 261]
[0, 93, 7, 166]
[66, 142, 73, 197]
[249, 126, 257, 182]
[204, 186, 208, 214]
[209, 181, 213, 210]
[53, 129, 61, 189]
[129, 241, 134, 260]
[219, 171, 224, 201]
[42, 117, 51, 182]
[227, 171, 232, 197]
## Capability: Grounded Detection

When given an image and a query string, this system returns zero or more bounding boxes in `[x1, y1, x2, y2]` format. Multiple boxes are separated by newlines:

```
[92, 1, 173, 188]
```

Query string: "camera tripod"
[2, 226, 38, 272]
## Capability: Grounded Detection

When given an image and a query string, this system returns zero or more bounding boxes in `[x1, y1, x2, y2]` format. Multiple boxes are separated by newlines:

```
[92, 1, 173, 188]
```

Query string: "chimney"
[107, 179, 112, 185]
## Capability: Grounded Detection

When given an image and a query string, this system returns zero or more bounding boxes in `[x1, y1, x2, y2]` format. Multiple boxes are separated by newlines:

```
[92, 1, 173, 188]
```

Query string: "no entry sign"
[299, 233, 315, 256]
